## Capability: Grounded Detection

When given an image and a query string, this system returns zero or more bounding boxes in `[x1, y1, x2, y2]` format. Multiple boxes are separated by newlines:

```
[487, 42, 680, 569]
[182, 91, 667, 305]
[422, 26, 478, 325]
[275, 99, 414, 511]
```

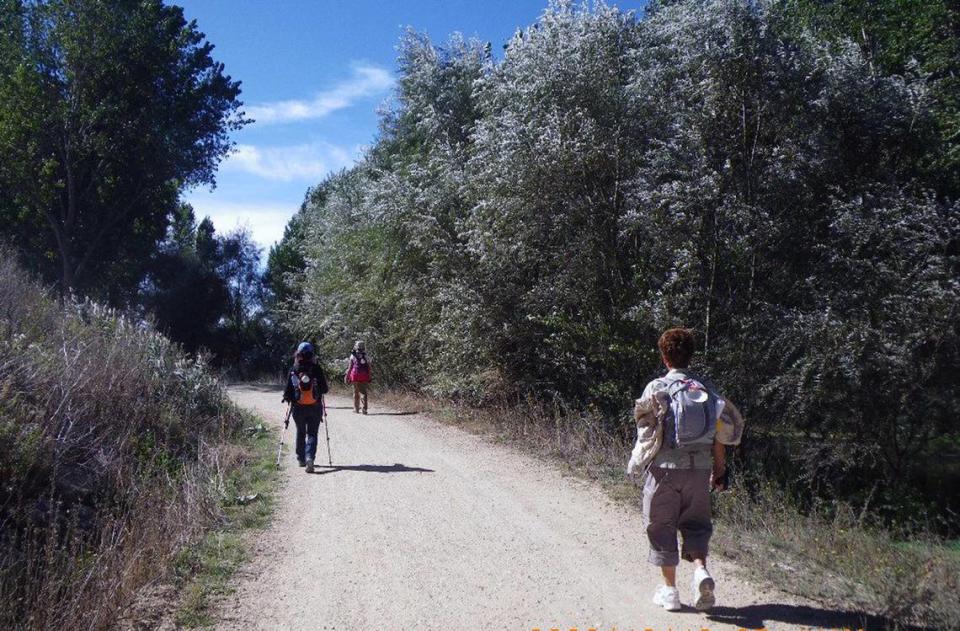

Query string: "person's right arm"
[711, 439, 727, 490]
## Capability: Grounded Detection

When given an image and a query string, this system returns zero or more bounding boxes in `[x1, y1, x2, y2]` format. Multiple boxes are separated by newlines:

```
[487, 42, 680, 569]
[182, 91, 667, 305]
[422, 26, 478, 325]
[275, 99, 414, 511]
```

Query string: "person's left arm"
[282, 371, 295, 403]
[315, 364, 329, 395]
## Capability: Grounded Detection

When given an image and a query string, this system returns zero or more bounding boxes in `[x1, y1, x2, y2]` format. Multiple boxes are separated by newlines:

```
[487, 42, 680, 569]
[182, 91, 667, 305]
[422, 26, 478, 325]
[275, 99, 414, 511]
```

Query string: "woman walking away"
[627, 328, 744, 613]
[345, 340, 372, 414]
[282, 342, 329, 473]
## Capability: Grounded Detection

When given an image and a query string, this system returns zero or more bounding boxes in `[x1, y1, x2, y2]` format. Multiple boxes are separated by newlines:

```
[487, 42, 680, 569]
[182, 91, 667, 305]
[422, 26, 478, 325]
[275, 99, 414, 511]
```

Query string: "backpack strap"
[659, 372, 691, 394]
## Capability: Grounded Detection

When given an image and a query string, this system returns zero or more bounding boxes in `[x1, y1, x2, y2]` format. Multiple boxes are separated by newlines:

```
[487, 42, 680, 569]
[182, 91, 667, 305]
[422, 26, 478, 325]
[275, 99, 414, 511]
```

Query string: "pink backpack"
[349, 352, 371, 383]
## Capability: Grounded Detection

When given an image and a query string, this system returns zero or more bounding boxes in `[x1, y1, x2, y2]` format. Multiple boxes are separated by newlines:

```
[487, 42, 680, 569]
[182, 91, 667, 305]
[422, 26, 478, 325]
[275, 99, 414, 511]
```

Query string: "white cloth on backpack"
[715, 397, 744, 446]
[626, 390, 670, 475]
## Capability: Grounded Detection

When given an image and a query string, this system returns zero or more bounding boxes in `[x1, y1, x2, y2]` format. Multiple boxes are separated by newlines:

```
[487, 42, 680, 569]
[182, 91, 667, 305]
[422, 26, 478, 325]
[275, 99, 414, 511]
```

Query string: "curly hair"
[658, 327, 696, 369]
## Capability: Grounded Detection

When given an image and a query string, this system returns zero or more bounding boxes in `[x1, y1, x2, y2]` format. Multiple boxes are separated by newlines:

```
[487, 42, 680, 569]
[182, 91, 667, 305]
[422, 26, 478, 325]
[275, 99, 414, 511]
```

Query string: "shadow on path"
[325, 408, 419, 415]
[309, 463, 435, 475]
[363, 411, 418, 416]
[704, 603, 931, 631]
[234, 383, 282, 392]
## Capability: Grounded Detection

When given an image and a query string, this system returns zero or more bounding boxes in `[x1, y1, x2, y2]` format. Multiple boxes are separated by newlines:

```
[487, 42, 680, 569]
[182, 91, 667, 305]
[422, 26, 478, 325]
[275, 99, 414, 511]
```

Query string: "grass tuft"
[171, 413, 279, 628]
[0, 252, 246, 631]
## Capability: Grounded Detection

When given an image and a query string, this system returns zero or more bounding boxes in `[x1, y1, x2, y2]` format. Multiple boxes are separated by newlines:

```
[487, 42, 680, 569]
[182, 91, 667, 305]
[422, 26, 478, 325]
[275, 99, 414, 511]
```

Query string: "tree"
[787, 0, 960, 198]
[141, 214, 267, 375]
[278, 0, 960, 527]
[140, 209, 229, 355]
[214, 226, 263, 369]
[264, 201, 312, 309]
[464, 2, 650, 405]
[0, 0, 245, 303]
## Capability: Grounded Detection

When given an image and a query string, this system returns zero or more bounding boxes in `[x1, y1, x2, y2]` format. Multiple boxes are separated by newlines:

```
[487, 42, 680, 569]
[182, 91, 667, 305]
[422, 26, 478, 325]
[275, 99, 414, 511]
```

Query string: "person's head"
[296, 341, 314, 362]
[657, 328, 696, 369]
[353, 340, 365, 353]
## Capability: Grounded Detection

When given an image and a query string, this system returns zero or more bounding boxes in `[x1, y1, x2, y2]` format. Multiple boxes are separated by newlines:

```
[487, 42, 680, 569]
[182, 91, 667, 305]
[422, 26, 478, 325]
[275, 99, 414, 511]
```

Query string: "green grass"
[172, 411, 279, 628]
[947, 540, 960, 559]
[713, 483, 960, 630]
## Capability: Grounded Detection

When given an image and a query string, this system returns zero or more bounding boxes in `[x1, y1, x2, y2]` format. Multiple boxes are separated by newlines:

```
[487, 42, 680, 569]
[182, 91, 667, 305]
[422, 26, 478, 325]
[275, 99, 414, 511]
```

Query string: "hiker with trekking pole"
[282, 342, 329, 473]
[276, 404, 293, 469]
[626, 328, 745, 613]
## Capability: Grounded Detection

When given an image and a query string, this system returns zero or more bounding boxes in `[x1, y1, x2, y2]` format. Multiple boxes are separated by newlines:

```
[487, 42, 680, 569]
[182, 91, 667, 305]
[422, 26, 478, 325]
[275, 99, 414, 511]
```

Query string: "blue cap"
[296, 342, 314, 355]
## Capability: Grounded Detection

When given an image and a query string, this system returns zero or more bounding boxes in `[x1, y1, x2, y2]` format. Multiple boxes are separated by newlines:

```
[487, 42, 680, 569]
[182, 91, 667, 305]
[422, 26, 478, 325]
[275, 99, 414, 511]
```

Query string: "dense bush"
[270, 0, 960, 530]
[0, 252, 243, 630]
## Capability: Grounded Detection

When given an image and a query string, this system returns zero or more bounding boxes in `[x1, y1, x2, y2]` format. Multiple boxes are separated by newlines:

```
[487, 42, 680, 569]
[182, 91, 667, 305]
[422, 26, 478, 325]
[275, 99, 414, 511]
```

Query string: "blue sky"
[179, 0, 647, 251]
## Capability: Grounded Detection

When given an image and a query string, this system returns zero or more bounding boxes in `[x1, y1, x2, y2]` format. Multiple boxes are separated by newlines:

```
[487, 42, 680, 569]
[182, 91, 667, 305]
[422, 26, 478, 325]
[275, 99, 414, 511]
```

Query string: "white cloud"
[184, 198, 296, 250]
[221, 142, 357, 182]
[246, 64, 394, 124]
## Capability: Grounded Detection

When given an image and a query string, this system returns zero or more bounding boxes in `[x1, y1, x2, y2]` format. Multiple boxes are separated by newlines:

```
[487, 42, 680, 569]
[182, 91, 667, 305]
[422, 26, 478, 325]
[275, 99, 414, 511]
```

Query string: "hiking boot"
[651, 585, 681, 611]
[297, 460, 306, 467]
[692, 566, 715, 611]
[362, 409, 368, 415]
[305, 459, 314, 473]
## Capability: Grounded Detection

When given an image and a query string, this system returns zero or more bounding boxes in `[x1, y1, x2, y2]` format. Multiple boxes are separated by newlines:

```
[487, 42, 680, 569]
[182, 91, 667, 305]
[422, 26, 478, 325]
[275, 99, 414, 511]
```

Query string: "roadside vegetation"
[0, 255, 275, 630]
[170, 412, 278, 628]
[0, 0, 284, 379]
[0, 3, 286, 627]
[271, 2, 960, 627]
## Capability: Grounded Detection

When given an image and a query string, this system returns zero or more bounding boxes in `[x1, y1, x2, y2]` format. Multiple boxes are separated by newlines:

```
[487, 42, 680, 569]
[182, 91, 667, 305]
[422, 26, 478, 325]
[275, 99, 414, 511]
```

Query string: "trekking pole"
[276, 404, 292, 470]
[322, 394, 332, 466]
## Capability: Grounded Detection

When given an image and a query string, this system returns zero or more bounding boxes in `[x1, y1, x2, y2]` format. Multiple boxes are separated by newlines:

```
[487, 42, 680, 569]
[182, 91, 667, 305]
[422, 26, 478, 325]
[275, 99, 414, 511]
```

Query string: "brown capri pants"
[353, 382, 368, 413]
[642, 467, 713, 566]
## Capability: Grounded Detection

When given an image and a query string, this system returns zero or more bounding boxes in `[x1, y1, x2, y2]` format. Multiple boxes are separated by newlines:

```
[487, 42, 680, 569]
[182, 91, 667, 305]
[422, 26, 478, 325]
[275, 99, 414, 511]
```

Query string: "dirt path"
[219, 385, 858, 631]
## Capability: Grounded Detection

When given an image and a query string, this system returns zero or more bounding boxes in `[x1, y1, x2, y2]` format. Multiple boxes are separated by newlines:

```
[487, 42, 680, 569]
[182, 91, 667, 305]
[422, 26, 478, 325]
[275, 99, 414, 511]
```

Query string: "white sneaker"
[692, 566, 716, 611]
[651, 585, 682, 611]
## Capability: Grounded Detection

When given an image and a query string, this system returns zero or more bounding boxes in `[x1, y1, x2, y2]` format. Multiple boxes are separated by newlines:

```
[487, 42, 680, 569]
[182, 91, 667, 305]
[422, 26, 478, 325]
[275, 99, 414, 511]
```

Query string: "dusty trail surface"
[220, 385, 848, 631]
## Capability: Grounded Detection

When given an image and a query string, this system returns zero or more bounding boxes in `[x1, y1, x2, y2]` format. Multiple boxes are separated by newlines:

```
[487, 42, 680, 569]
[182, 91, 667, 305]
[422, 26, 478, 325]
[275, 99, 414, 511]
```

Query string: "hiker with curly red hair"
[627, 327, 744, 613]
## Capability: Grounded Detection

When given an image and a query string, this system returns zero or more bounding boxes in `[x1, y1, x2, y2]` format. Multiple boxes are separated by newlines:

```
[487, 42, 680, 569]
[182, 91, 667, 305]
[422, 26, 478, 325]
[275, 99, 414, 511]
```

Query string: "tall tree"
[0, 0, 245, 303]
[142, 215, 265, 373]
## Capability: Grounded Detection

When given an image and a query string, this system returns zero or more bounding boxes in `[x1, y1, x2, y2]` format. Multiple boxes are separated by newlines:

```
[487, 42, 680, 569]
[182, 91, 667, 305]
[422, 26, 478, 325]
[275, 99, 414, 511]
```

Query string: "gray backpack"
[661, 373, 718, 449]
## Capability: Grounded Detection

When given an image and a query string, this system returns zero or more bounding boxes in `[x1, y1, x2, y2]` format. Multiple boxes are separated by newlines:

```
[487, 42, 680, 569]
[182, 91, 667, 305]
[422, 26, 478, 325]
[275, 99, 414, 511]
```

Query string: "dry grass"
[714, 482, 960, 630]
[0, 253, 249, 630]
[374, 385, 960, 631]
[168, 416, 279, 628]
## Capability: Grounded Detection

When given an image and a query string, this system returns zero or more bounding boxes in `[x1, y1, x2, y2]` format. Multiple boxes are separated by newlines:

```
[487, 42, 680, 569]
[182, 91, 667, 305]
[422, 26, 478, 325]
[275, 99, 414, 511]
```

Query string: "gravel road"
[218, 385, 863, 631]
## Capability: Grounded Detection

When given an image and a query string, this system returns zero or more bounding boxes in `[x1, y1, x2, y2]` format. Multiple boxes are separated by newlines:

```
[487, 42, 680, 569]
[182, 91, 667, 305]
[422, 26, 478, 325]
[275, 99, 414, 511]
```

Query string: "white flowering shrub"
[276, 0, 960, 524]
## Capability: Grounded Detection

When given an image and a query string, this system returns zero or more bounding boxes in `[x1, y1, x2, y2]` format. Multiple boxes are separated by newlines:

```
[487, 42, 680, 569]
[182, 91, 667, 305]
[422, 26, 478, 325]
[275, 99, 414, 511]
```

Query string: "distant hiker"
[282, 342, 329, 473]
[344, 340, 371, 414]
[627, 327, 744, 612]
